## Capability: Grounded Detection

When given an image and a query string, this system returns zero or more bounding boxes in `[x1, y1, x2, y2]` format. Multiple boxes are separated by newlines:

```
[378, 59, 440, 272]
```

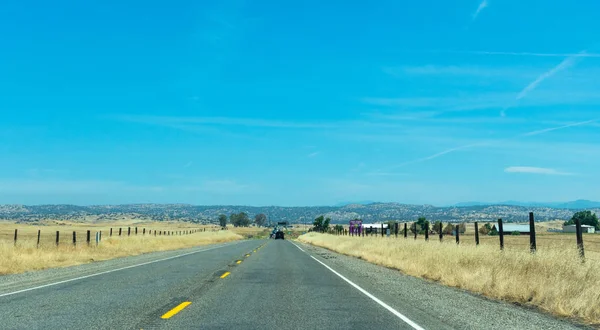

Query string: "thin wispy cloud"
[516, 54, 583, 101]
[438, 50, 600, 57]
[504, 166, 574, 176]
[307, 151, 320, 158]
[520, 119, 600, 137]
[472, 0, 489, 20]
[501, 51, 587, 116]
[377, 119, 598, 170]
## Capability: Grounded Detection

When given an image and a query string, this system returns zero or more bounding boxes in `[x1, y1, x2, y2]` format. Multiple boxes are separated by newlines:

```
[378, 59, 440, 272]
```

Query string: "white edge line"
[291, 241, 305, 252]
[290, 241, 424, 330]
[0, 241, 243, 298]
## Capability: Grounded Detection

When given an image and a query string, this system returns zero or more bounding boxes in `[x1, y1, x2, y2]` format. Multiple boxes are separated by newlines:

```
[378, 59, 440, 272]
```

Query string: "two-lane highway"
[0, 238, 582, 329]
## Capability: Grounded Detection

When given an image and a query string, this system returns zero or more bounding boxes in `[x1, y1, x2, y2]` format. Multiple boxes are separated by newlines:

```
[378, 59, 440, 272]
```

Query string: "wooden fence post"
[128, 227, 131, 236]
[575, 218, 585, 261]
[72, 231, 77, 246]
[37, 230, 41, 248]
[474, 222, 479, 246]
[143, 228, 146, 235]
[110, 228, 113, 237]
[14, 229, 17, 246]
[56, 231, 60, 246]
[99, 231, 102, 241]
[414, 223, 417, 240]
[381, 223, 384, 237]
[135, 227, 138, 235]
[455, 225, 460, 244]
[498, 218, 504, 251]
[529, 212, 537, 253]
[404, 223, 407, 238]
[395, 223, 399, 238]
[439, 222, 443, 241]
[154, 230, 157, 236]
[119, 228, 122, 236]
[425, 222, 429, 241]
[87, 230, 91, 246]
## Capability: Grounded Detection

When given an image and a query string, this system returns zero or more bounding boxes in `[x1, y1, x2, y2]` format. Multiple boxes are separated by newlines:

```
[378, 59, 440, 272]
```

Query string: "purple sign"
[349, 220, 363, 235]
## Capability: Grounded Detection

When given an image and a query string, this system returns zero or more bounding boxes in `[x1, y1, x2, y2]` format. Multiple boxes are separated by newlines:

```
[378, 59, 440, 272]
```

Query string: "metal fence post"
[576, 218, 585, 262]
[381, 223, 384, 237]
[56, 231, 60, 246]
[14, 229, 17, 246]
[413, 223, 417, 240]
[128, 227, 131, 236]
[439, 222, 443, 241]
[37, 230, 41, 248]
[529, 212, 536, 253]
[498, 218, 504, 251]
[404, 223, 407, 238]
[455, 224, 460, 244]
[87, 230, 91, 246]
[119, 228, 122, 236]
[474, 222, 479, 246]
[424, 222, 429, 241]
[72, 231, 77, 246]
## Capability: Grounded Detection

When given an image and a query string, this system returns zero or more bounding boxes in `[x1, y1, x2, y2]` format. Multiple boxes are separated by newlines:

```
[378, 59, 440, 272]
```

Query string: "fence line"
[8, 226, 206, 248]
[322, 213, 596, 261]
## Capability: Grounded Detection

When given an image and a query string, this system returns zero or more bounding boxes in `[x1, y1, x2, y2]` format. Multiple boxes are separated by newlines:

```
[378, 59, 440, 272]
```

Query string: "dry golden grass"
[0, 221, 241, 275]
[299, 232, 600, 325]
[228, 226, 270, 238]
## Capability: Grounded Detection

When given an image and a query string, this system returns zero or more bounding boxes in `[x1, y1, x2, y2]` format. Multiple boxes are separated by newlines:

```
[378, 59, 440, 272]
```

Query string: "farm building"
[362, 223, 388, 234]
[563, 224, 596, 234]
[491, 224, 530, 235]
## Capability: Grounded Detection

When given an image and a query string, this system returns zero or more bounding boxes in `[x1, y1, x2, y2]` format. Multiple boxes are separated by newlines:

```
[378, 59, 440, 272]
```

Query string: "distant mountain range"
[1, 201, 598, 224]
[453, 199, 600, 209]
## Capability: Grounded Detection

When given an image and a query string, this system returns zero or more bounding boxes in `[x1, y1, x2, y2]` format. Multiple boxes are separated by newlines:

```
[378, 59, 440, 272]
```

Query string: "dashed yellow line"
[245, 254, 251, 257]
[220, 271, 231, 279]
[236, 260, 242, 264]
[161, 302, 192, 319]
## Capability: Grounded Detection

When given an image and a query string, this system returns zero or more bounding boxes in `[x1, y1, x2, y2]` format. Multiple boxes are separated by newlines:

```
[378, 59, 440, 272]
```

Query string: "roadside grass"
[0, 221, 242, 275]
[298, 232, 600, 325]
[229, 227, 270, 239]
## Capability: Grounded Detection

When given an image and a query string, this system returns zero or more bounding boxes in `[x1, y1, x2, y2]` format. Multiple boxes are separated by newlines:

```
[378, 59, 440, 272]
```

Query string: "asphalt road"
[0, 239, 584, 330]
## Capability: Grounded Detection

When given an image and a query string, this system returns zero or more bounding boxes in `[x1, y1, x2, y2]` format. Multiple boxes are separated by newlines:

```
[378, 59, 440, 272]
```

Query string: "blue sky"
[1, 0, 599, 206]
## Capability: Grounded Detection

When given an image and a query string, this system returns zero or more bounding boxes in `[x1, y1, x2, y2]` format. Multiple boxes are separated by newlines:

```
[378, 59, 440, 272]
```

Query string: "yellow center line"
[253, 250, 257, 252]
[161, 302, 192, 319]
[236, 260, 242, 264]
[245, 254, 250, 257]
[220, 271, 231, 279]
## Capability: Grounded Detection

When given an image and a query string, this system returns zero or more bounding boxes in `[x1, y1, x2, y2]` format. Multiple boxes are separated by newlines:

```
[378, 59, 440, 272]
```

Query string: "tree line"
[218, 213, 268, 228]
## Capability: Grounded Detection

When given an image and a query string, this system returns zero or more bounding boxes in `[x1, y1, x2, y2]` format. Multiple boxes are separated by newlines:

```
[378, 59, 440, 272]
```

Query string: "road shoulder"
[294, 240, 589, 330]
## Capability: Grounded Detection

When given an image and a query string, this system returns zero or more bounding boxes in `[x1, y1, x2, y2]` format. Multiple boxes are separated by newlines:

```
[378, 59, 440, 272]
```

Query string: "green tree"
[432, 221, 443, 234]
[511, 231, 521, 236]
[334, 224, 344, 233]
[313, 216, 325, 232]
[412, 217, 429, 234]
[218, 214, 227, 228]
[323, 217, 331, 231]
[254, 213, 267, 227]
[564, 210, 599, 230]
[230, 212, 250, 227]
[479, 223, 491, 235]
[442, 223, 454, 235]
[457, 223, 466, 234]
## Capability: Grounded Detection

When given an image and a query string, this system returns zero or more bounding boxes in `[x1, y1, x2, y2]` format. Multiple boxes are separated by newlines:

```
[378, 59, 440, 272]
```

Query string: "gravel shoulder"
[296, 240, 591, 330]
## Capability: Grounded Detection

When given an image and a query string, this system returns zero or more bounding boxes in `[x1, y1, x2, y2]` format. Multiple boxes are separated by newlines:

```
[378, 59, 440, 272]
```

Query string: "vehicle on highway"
[275, 230, 285, 239]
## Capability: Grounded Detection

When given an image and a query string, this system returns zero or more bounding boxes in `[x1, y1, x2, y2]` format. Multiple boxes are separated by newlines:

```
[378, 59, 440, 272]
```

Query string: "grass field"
[0, 221, 242, 275]
[299, 232, 600, 325]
